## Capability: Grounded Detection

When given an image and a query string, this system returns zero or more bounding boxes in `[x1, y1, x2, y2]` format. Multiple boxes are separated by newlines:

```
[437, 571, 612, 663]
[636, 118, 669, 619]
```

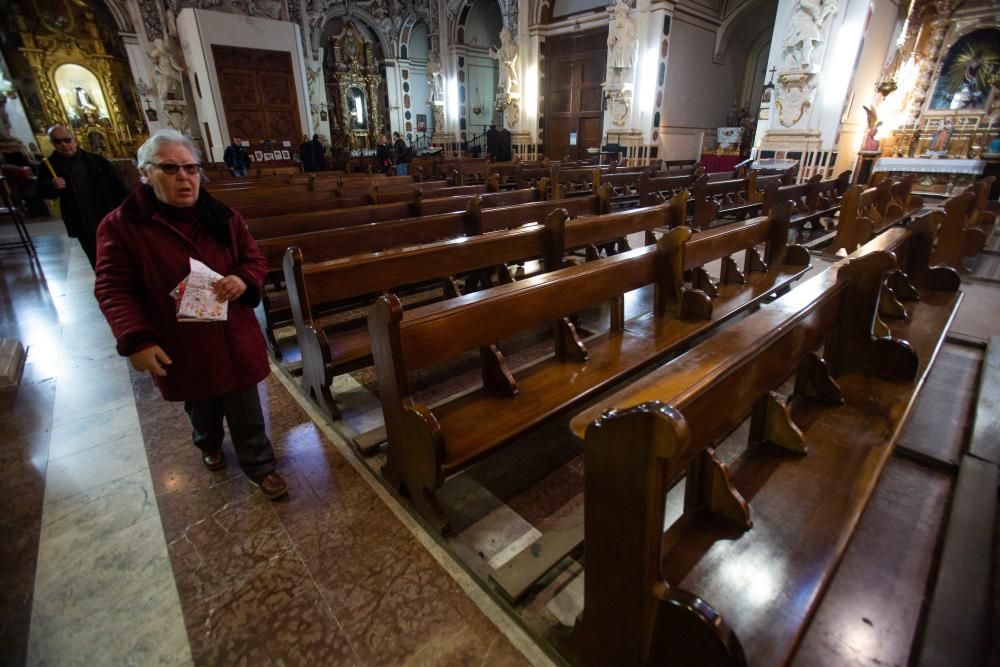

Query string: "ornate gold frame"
[11, 0, 136, 156]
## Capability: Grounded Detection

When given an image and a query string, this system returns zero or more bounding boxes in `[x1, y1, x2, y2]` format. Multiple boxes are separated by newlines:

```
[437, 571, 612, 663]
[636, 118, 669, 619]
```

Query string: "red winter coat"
[95, 185, 269, 401]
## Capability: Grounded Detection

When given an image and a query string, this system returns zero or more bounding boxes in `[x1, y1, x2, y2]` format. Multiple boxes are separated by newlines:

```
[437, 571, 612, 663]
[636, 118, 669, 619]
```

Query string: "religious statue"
[490, 27, 519, 95]
[860, 105, 882, 153]
[928, 118, 954, 153]
[606, 1, 637, 80]
[150, 37, 186, 102]
[782, 0, 838, 70]
[427, 50, 444, 105]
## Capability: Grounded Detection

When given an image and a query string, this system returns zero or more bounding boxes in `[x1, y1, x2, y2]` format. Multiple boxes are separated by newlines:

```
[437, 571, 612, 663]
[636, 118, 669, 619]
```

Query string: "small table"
[872, 157, 986, 195]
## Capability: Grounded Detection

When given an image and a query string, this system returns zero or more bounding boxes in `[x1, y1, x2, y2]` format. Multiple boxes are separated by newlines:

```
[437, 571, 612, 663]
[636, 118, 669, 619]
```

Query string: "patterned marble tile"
[28, 573, 191, 667]
[47, 401, 140, 460]
[136, 371, 534, 665]
[42, 431, 150, 505]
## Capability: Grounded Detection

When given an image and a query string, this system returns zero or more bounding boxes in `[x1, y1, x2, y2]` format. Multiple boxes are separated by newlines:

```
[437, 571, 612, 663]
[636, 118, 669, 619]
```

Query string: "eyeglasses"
[51, 137, 74, 145]
[153, 162, 201, 175]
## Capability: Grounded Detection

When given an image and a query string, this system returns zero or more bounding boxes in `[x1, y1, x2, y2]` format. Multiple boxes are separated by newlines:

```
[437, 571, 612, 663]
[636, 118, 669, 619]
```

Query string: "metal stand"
[0, 176, 36, 258]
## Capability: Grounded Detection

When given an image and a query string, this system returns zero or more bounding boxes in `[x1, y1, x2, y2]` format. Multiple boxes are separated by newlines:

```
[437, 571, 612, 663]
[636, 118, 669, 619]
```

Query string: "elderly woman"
[94, 129, 286, 499]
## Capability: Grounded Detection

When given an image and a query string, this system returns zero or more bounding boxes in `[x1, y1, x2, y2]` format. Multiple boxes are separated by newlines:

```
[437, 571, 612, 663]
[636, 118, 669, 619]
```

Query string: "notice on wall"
[569, 132, 577, 146]
[283, 140, 291, 147]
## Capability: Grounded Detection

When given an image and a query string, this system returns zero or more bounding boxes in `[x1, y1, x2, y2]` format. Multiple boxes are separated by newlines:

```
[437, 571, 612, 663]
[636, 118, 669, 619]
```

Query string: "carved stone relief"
[781, 0, 837, 70]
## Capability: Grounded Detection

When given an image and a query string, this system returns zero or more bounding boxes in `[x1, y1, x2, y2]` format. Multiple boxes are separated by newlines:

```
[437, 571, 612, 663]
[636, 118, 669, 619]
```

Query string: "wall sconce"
[320, 103, 328, 122]
[472, 88, 483, 116]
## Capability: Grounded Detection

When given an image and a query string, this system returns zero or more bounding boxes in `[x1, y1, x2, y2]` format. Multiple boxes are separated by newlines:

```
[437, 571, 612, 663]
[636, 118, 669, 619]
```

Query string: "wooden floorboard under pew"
[367, 202, 811, 534]
[283, 197, 683, 422]
[255, 190, 607, 358]
[559, 219, 962, 666]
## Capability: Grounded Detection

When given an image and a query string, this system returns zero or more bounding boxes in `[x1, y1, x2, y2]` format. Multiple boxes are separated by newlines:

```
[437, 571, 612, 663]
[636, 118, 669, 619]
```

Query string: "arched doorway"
[399, 19, 433, 144]
[455, 0, 503, 146]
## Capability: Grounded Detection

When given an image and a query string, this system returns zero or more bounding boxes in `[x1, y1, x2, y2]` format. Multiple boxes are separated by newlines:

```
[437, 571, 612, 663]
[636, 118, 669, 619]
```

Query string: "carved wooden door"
[213, 45, 302, 151]
[543, 29, 607, 161]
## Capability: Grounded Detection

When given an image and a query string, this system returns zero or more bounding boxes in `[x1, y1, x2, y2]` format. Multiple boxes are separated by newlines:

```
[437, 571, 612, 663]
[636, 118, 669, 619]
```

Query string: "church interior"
[1, 0, 999, 664]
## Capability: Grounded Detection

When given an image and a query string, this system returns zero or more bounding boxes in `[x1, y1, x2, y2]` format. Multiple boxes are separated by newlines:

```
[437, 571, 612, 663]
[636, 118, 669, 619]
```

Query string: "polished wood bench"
[829, 177, 919, 254]
[231, 178, 489, 219]
[761, 170, 852, 231]
[285, 197, 680, 419]
[246, 183, 542, 240]
[689, 172, 776, 230]
[255, 189, 607, 352]
[368, 202, 811, 533]
[638, 171, 703, 207]
[929, 189, 992, 271]
[561, 216, 962, 666]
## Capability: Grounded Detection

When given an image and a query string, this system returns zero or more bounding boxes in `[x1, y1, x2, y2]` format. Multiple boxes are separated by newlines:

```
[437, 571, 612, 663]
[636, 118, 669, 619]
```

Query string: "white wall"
[831, 0, 899, 172]
[176, 8, 310, 162]
[661, 18, 742, 129]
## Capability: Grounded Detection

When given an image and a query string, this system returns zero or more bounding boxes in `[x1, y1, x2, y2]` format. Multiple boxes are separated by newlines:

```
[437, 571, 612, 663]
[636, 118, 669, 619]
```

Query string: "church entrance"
[212, 45, 302, 157]
[543, 29, 606, 161]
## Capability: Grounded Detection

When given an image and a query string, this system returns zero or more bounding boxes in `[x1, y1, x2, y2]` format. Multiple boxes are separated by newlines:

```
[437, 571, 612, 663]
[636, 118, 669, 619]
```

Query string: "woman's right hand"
[130, 345, 172, 376]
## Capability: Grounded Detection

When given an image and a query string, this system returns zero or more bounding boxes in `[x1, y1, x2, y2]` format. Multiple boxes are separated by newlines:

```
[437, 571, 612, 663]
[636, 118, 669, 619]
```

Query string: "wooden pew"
[367, 202, 811, 532]
[258, 190, 605, 357]
[929, 190, 991, 271]
[761, 170, 852, 230]
[660, 159, 699, 175]
[690, 173, 765, 230]
[638, 172, 702, 207]
[564, 214, 962, 666]
[246, 185, 542, 241]
[285, 197, 675, 418]
[234, 179, 496, 220]
[829, 178, 919, 254]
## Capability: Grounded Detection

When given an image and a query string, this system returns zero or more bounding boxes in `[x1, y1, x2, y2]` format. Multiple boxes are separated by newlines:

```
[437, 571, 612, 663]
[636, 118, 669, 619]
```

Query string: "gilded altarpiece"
[3, 0, 145, 157]
[324, 24, 385, 151]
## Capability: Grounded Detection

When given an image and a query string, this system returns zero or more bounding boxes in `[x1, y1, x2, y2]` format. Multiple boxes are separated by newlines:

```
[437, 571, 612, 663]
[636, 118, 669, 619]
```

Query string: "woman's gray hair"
[136, 129, 201, 183]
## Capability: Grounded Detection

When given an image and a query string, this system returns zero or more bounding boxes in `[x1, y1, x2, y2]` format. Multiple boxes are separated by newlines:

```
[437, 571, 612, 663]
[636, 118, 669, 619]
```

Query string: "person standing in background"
[392, 132, 411, 176]
[37, 124, 129, 270]
[223, 136, 250, 177]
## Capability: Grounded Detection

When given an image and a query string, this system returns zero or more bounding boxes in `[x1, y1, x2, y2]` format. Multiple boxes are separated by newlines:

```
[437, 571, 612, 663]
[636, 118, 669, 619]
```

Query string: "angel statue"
[859, 105, 882, 153]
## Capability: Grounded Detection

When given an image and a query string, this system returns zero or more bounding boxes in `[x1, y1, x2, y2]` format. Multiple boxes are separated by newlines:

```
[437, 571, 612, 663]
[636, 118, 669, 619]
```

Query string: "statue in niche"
[606, 1, 637, 81]
[150, 37, 186, 102]
[427, 50, 444, 104]
[782, 0, 838, 70]
[490, 27, 519, 95]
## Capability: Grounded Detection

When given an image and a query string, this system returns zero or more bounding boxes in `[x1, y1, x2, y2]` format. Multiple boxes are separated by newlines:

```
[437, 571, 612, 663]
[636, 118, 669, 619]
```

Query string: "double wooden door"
[543, 29, 607, 161]
[213, 45, 302, 148]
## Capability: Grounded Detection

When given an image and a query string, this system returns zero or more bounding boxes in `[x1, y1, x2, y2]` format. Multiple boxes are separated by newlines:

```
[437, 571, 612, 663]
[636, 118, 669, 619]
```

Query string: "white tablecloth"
[872, 158, 985, 175]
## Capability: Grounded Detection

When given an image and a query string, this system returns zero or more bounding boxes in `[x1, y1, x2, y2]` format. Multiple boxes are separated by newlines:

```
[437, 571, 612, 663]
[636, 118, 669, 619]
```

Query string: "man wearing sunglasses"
[37, 125, 129, 269]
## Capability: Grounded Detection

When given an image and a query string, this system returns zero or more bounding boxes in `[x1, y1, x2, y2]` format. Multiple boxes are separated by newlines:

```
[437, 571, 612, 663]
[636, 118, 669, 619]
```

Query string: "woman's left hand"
[213, 275, 247, 302]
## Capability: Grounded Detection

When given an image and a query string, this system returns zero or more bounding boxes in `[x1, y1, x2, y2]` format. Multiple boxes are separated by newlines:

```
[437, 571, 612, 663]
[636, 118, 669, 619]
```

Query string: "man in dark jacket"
[222, 137, 250, 177]
[299, 134, 325, 172]
[375, 134, 394, 175]
[37, 125, 129, 269]
[392, 132, 411, 176]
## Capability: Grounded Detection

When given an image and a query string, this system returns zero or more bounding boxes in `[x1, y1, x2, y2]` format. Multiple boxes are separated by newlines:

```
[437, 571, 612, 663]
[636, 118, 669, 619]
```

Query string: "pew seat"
[369, 203, 811, 533]
[561, 217, 962, 666]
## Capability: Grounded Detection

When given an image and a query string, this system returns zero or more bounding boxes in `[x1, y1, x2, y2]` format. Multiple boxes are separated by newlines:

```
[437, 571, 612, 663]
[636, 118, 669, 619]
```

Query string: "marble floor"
[2, 217, 998, 666]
